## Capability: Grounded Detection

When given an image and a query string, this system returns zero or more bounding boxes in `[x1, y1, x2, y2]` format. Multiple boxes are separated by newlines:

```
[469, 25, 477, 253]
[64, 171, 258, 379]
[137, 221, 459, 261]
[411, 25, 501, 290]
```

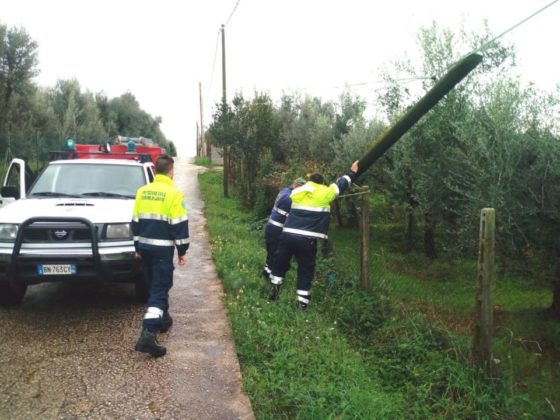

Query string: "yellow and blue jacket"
[267, 186, 293, 230]
[131, 174, 189, 255]
[283, 171, 355, 239]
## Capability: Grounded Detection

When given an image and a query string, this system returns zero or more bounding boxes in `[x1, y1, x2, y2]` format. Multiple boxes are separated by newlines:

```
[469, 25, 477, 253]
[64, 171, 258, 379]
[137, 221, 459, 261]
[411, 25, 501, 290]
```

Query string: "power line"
[206, 1, 241, 104]
[474, 0, 559, 55]
[427, 0, 559, 82]
[225, 0, 241, 26]
[334, 2, 559, 91]
[207, 0, 558, 110]
[334, 76, 435, 89]
[206, 29, 221, 99]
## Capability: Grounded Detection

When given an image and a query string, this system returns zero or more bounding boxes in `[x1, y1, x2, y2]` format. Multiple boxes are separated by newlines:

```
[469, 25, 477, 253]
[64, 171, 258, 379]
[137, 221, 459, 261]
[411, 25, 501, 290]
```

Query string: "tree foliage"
[375, 22, 560, 261]
[0, 22, 176, 167]
[209, 93, 281, 208]
[0, 24, 38, 132]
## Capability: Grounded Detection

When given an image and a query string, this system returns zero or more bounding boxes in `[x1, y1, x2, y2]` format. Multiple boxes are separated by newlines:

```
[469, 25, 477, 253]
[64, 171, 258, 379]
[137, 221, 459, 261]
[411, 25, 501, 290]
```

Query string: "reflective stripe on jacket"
[283, 172, 355, 239]
[267, 186, 293, 229]
[131, 174, 189, 255]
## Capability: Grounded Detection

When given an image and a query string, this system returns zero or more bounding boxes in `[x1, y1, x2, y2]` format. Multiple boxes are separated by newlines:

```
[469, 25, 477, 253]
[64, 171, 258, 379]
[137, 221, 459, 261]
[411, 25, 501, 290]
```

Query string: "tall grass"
[194, 156, 212, 167]
[199, 171, 552, 418]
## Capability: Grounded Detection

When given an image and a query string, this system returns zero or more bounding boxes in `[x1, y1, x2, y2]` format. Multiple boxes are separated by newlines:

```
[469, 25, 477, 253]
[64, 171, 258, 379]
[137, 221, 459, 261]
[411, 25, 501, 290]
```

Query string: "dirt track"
[0, 157, 254, 419]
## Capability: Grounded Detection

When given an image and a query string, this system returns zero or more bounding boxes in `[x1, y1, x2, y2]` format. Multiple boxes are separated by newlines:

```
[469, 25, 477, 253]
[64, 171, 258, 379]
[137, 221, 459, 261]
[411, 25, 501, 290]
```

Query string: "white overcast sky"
[1, 0, 558, 156]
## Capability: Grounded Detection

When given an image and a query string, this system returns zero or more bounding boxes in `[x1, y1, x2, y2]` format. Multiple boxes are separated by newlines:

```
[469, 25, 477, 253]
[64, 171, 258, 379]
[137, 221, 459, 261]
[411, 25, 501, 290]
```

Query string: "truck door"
[0, 158, 26, 207]
[143, 162, 155, 183]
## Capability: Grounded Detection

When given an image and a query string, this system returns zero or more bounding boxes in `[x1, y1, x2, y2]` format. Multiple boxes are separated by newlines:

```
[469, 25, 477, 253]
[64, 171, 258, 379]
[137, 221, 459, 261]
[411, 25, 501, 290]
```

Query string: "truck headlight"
[0, 224, 18, 241]
[106, 223, 131, 239]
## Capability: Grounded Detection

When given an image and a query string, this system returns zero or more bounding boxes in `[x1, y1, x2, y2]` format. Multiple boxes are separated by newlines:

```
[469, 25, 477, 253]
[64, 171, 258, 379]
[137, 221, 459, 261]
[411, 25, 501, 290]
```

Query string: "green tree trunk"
[333, 199, 344, 228]
[405, 209, 415, 252]
[423, 213, 437, 260]
[548, 263, 560, 319]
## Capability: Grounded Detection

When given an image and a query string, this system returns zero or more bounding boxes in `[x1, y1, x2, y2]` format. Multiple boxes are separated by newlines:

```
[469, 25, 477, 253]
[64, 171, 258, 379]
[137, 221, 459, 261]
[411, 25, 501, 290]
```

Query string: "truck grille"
[22, 223, 99, 243]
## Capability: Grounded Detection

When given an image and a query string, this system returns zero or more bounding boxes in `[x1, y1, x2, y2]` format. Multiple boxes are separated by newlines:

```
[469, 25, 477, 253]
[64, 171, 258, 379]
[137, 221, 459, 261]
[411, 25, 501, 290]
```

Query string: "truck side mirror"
[1, 185, 20, 199]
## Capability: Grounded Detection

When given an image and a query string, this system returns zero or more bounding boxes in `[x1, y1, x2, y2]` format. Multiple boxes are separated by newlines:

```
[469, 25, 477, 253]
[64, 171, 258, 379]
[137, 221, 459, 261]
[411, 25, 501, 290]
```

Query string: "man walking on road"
[132, 155, 189, 357]
[268, 160, 359, 309]
[262, 177, 306, 280]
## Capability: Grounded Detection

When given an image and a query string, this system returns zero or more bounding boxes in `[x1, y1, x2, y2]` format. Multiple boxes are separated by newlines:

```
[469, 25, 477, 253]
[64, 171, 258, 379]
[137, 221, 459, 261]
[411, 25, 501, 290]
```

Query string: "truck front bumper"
[0, 242, 142, 285]
[0, 217, 145, 286]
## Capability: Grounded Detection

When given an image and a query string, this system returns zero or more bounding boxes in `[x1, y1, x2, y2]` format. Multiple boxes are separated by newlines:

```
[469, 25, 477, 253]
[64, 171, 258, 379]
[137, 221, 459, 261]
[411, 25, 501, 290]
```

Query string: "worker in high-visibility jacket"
[131, 155, 189, 357]
[269, 160, 359, 309]
[262, 177, 306, 280]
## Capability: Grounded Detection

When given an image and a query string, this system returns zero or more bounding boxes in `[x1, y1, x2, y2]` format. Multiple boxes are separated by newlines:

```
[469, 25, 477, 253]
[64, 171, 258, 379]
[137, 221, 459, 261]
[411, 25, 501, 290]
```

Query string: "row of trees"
[0, 23, 175, 169]
[208, 92, 383, 214]
[208, 23, 560, 269]
[377, 24, 560, 262]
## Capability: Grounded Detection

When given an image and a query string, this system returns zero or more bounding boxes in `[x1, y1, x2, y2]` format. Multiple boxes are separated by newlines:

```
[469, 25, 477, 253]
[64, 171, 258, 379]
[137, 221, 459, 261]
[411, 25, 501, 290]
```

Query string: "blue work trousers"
[140, 247, 174, 329]
[264, 223, 283, 270]
[271, 233, 317, 293]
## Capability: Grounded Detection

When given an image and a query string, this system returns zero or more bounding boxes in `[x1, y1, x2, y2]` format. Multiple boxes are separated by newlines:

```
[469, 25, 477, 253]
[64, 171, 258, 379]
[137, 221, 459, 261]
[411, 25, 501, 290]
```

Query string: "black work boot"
[295, 300, 308, 310]
[268, 284, 281, 302]
[160, 312, 173, 333]
[135, 328, 166, 357]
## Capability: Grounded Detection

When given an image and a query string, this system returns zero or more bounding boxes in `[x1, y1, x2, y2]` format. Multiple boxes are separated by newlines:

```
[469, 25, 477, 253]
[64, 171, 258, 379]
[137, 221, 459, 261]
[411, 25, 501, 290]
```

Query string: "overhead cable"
[343, 0, 559, 89]
[207, 29, 221, 98]
[474, 0, 559, 55]
[334, 76, 435, 89]
[225, 0, 241, 26]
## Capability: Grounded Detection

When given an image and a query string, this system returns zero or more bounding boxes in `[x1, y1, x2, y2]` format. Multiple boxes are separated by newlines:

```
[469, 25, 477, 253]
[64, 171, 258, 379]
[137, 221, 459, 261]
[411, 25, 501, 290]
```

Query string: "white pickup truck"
[0, 156, 155, 305]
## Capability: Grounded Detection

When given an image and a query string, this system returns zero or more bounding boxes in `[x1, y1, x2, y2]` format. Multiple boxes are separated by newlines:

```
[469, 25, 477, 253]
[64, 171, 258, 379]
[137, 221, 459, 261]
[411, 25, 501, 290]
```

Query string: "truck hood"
[0, 198, 135, 224]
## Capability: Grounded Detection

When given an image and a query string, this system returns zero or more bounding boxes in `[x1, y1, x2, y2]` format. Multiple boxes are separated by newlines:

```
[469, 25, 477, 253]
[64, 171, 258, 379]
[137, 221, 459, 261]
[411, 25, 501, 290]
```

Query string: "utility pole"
[196, 121, 200, 157]
[199, 82, 209, 161]
[221, 23, 229, 197]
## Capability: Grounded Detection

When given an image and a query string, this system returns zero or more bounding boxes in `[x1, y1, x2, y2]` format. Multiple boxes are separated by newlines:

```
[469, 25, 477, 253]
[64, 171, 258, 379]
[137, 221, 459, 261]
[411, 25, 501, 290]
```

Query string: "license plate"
[37, 264, 77, 275]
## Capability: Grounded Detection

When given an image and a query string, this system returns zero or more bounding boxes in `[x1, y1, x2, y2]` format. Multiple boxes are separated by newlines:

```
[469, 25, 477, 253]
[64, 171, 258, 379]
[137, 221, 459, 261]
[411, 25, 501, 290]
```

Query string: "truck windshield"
[28, 163, 146, 198]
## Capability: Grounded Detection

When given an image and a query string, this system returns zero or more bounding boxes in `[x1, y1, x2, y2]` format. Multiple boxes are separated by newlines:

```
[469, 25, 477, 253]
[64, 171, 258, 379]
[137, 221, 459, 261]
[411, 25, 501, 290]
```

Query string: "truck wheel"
[135, 275, 150, 303]
[0, 282, 27, 306]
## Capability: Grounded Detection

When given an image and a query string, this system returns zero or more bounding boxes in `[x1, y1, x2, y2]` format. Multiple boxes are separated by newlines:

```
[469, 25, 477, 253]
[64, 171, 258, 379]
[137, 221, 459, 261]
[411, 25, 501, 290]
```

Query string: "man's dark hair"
[309, 173, 324, 185]
[155, 155, 174, 174]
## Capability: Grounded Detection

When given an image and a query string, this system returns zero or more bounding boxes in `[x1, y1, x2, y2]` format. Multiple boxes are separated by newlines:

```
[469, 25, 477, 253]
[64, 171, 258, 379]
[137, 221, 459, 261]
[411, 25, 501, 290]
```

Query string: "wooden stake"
[359, 187, 370, 290]
[473, 208, 495, 372]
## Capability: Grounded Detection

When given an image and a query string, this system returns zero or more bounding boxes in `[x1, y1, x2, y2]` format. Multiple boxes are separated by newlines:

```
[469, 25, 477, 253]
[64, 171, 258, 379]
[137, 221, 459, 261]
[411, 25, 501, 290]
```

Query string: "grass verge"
[194, 156, 212, 167]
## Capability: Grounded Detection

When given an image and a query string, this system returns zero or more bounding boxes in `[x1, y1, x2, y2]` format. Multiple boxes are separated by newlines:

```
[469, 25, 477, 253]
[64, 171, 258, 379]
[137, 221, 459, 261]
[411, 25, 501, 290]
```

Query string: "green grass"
[327, 227, 560, 418]
[194, 156, 212, 167]
[199, 171, 558, 419]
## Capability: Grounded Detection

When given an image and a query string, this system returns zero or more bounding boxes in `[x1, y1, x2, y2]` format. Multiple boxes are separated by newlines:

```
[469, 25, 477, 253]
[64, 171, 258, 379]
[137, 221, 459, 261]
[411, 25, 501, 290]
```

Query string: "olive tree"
[0, 24, 38, 159]
[377, 22, 515, 258]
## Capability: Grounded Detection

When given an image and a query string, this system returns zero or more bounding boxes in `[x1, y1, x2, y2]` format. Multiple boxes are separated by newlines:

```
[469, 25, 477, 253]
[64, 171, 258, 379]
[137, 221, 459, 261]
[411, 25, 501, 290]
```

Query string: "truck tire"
[0, 282, 27, 306]
[135, 274, 150, 303]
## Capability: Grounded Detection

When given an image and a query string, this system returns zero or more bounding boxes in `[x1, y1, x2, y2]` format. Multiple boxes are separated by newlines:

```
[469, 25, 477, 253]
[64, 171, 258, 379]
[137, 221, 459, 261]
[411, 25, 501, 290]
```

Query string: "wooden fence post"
[359, 187, 370, 290]
[473, 208, 495, 372]
[223, 146, 229, 198]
